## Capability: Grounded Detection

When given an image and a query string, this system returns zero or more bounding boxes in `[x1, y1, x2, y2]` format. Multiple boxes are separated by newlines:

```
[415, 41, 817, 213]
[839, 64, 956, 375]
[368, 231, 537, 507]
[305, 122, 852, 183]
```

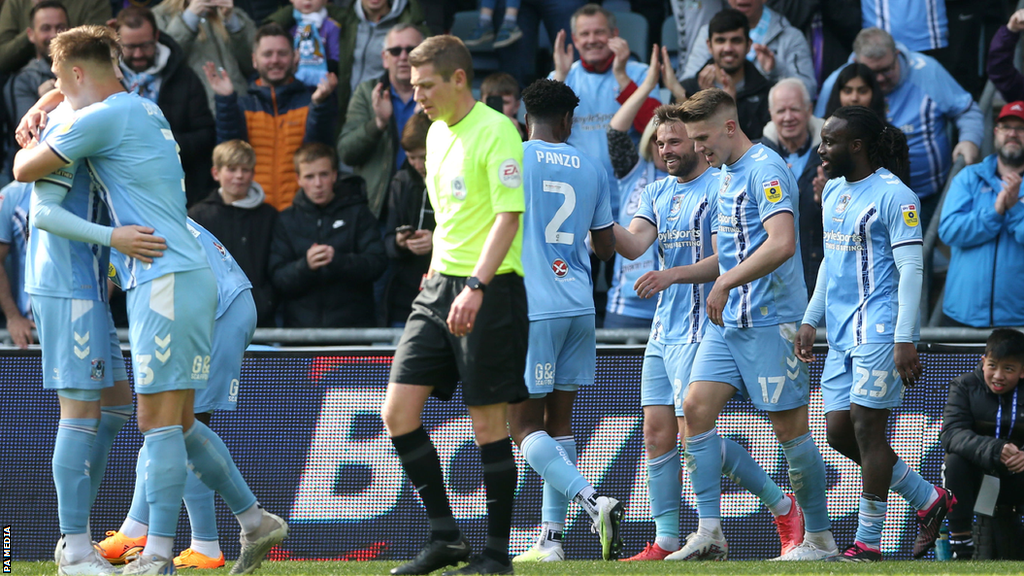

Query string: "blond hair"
[212, 140, 256, 169]
[50, 25, 121, 69]
[409, 35, 473, 83]
[677, 89, 737, 123]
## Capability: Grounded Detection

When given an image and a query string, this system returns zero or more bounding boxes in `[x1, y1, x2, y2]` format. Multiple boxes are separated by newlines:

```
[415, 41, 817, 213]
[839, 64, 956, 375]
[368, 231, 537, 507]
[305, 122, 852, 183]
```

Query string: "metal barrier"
[0, 326, 1013, 348]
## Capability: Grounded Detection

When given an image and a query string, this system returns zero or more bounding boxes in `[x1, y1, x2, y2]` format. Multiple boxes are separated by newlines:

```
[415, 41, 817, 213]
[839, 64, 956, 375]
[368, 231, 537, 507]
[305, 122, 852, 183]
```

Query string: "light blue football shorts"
[194, 290, 257, 413]
[820, 343, 905, 414]
[641, 339, 701, 417]
[524, 314, 596, 398]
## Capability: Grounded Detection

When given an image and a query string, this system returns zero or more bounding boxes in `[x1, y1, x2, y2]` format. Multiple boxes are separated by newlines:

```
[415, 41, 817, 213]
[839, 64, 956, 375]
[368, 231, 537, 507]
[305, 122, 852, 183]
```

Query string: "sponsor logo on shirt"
[763, 180, 782, 203]
[498, 158, 522, 188]
[901, 204, 919, 227]
[551, 258, 568, 277]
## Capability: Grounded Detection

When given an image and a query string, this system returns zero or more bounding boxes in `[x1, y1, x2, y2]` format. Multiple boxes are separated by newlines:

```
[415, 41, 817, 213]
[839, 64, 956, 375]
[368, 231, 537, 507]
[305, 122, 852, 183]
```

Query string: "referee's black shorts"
[389, 272, 529, 406]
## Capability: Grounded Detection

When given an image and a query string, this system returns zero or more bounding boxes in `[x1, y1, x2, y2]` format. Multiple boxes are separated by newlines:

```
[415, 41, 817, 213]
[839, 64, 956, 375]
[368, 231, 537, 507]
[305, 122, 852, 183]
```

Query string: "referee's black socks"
[391, 427, 460, 542]
[480, 437, 517, 565]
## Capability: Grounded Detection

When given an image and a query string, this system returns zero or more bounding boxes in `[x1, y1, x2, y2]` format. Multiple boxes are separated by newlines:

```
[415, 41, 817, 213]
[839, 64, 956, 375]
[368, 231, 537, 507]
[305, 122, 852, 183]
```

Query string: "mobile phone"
[486, 95, 504, 112]
[379, 71, 391, 92]
[396, 224, 415, 234]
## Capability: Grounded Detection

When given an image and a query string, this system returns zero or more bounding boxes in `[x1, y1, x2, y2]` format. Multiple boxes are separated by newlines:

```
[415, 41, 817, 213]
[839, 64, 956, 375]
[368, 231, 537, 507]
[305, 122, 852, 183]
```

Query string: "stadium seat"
[612, 11, 647, 62]
[451, 10, 500, 74]
[661, 17, 679, 70]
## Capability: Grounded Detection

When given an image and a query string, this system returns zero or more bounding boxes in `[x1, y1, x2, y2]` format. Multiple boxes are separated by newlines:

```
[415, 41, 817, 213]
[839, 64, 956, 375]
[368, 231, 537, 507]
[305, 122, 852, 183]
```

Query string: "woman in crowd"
[823, 63, 887, 120]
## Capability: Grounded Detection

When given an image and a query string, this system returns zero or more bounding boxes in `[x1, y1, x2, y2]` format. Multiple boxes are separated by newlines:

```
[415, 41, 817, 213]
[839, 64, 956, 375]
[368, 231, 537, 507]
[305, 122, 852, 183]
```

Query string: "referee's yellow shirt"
[425, 102, 525, 277]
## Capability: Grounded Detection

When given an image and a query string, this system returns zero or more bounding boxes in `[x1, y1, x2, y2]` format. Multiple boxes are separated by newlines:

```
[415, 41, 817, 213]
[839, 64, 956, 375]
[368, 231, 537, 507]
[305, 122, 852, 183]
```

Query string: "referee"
[381, 35, 528, 576]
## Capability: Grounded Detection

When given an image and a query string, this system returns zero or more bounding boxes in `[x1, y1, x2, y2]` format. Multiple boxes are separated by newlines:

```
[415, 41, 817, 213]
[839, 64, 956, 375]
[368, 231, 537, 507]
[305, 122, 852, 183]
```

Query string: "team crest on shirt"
[450, 176, 467, 201]
[718, 173, 732, 196]
[551, 258, 568, 277]
[762, 180, 782, 203]
[901, 204, 919, 227]
[835, 193, 852, 214]
[667, 194, 684, 222]
[90, 358, 105, 381]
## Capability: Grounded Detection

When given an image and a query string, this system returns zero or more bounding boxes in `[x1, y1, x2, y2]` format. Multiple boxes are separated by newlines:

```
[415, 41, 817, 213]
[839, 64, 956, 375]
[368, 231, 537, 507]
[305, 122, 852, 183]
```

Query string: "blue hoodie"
[939, 154, 1024, 327]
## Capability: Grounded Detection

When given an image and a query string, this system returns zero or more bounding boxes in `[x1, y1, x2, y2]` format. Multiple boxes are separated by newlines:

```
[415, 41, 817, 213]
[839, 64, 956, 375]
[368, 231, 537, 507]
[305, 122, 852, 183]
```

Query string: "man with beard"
[7, 0, 66, 124]
[206, 23, 338, 210]
[938, 102, 1024, 328]
[797, 106, 952, 561]
[114, 6, 215, 207]
[681, 8, 771, 140]
[612, 103, 805, 562]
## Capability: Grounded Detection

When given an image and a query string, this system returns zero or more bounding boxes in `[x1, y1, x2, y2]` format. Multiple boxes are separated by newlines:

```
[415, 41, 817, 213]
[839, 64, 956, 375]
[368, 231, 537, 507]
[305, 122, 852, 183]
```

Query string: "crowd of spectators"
[0, 0, 1021, 336]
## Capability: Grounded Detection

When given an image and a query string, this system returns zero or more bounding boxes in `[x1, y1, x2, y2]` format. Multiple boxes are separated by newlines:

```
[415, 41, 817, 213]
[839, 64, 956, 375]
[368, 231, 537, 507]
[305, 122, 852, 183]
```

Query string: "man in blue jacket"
[938, 102, 1024, 328]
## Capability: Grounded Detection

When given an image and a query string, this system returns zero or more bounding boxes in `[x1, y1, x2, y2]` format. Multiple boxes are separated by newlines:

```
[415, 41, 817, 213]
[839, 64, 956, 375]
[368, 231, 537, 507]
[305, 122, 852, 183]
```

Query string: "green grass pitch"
[10, 561, 1024, 575]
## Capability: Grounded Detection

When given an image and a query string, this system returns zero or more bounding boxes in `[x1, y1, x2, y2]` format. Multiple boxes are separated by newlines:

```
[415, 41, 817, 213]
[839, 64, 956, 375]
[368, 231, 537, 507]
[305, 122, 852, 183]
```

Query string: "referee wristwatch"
[466, 276, 487, 292]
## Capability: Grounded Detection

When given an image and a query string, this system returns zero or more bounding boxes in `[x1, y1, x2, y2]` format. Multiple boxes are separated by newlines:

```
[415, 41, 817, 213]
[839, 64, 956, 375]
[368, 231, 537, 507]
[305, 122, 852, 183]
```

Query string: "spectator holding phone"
[383, 112, 433, 327]
[338, 23, 424, 221]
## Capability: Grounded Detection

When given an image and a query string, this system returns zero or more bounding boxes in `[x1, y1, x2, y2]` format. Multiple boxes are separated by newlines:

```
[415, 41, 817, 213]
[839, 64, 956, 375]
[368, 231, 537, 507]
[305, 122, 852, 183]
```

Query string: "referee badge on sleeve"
[498, 158, 522, 188]
[901, 204, 919, 227]
[762, 180, 782, 203]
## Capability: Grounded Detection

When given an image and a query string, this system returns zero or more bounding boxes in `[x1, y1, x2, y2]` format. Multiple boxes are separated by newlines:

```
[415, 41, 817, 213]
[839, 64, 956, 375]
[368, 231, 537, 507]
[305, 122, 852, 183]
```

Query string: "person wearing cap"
[937, 101, 1024, 328]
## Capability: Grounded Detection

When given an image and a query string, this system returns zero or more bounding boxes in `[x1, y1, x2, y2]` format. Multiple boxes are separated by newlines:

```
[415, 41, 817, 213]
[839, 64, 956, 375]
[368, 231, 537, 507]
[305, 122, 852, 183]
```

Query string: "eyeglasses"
[997, 124, 1024, 134]
[121, 40, 156, 53]
[871, 58, 898, 78]
[385, 45, 417, 56]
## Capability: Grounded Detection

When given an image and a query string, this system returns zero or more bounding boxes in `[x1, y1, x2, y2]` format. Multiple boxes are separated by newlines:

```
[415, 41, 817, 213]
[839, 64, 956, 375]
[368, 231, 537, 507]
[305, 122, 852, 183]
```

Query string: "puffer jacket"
[214, 78, 337, 210]
[941, 367, 1024, 475]
[268, 176, 388, 327]
[264, 0, 425, 128]
[938, 154, 1024, 328]
[153, 3, 257, 114]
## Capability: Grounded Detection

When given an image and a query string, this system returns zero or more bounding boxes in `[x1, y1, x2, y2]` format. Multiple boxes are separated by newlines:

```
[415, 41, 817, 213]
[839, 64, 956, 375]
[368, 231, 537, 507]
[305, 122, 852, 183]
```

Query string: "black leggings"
[943, 452, 1024, 533]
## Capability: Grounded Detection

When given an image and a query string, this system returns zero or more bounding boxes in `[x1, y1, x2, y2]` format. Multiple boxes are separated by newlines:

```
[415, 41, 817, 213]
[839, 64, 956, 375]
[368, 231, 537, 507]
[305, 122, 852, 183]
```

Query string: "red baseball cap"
[997, 101, 1024, 123]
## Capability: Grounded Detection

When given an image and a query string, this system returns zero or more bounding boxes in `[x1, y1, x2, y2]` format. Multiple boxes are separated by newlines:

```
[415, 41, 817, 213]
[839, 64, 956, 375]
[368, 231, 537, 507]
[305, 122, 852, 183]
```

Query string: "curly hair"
[521, 79, 579, 124]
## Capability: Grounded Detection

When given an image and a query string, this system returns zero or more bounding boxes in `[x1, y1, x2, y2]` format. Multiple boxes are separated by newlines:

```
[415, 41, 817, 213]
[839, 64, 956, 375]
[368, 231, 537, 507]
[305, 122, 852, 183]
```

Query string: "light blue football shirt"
[186, 219, 253, 320]
[522, 141, 613, 321]
[820, 168, 923, 350]
[43, 92, 207, 290]
[0, 181, 33, 316]
[26, 102, 110, 302]
[711, 143, 807, 328]
[635, 167, 718, 344]
[607, 159, 664, 320]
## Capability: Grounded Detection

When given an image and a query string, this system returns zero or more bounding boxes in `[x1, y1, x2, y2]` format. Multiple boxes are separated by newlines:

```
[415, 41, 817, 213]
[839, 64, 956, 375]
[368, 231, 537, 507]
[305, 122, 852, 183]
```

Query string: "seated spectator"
[0, 180, 32, 348]
[822, 62, 886, 120]
[153, 0, 258, 115]
[603, 52, 668, 329]
[5, 1, 65, 126]
[265, 0, 426, 128]
[988, 9, 1024, 103]
[480, 72, 526, 140]
[116, 6, 216, 207]
[290, 0, 340, 87]
[551, 3, 650, 213]
[815, 27, 983, 232]
[337, 23, 423, 220]
[205, 22, 338, 210]
[382, 112, 433, 327]
[189, 140, 278, 326]
[682, 0, 816, 97]
[759, 78, 822, 297]
[464, 0, 522, 49]
[0, 0, 108, 74]
[941, 328, 1024, 560]
[269, 143, 387, 327]
[938, 102, 1024, 329]
[681, 8, 771, 139]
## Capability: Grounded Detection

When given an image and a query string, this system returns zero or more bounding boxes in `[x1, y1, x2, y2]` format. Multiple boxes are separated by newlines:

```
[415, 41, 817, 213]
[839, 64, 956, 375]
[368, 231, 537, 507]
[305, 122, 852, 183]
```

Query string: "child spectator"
[291, 0, 340, 87]
[464, 0, 522, 49]
[941, 328, 1024, 560]
[480, 72, 526, 140]
[383, 111, 433, 327]
[189, 140, 278, 326]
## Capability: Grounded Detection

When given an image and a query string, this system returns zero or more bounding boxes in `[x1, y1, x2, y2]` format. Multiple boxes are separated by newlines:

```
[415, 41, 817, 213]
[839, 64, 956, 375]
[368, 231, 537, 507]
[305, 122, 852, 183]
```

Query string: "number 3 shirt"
[521, 140, 613, 321]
